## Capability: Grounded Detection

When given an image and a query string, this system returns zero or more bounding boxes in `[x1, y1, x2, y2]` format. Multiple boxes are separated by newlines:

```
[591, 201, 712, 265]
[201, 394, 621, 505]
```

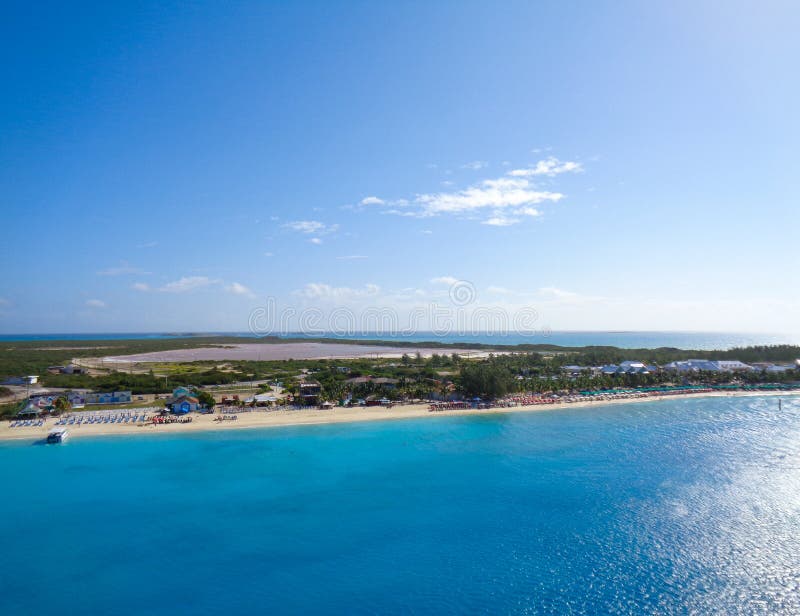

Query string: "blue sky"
[1, 1, 798, 334]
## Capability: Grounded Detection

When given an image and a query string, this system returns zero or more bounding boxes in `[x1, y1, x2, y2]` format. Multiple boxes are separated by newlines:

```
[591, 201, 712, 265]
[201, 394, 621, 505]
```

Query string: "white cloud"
[86, 299, 107, 308]
[508, 157, 582, 177]
[135, 276, 252, 296]
[297, 283, 381, 301]
[226, 282, 255, 297]
[336, 255, 368, 260]
[431, 276, 459, 286]
[461, 161, 488, 170]
[340, 153, 582, 227]
[284, 220, 339, 235]
[136, 241, 158, 249]
[161, 276, 217, 293]
[264, 252, 274, 257]
[309, 237, 323, 245]
[482, 216, 520, 227]
[416, 177, 563, 217]
[486, 286, 511, 294]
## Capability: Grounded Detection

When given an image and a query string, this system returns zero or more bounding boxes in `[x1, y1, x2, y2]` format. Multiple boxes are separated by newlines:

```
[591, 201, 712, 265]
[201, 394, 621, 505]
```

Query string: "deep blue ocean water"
[2, 395, 800, 614]
[2, 330, 799, 349]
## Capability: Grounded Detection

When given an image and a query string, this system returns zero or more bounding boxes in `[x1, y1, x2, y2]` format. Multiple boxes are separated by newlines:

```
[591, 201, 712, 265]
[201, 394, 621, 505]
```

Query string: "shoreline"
[0, 390, 795, 443]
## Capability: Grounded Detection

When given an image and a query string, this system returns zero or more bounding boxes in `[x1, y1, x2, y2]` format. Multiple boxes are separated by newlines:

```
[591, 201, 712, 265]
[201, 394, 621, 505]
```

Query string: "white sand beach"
[1, 390, 794, 443]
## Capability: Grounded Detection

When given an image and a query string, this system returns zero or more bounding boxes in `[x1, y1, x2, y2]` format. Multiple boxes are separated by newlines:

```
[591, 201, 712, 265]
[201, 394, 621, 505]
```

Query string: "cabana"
[16, 402, 42, 418]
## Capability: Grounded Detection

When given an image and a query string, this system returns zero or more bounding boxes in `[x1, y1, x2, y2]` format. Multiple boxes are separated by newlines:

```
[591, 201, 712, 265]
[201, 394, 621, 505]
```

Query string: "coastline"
[0, 390, 794, 443]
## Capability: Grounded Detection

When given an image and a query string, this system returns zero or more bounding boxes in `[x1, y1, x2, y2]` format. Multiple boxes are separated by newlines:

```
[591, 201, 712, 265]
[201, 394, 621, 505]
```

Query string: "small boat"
[46, 428, 69, 444]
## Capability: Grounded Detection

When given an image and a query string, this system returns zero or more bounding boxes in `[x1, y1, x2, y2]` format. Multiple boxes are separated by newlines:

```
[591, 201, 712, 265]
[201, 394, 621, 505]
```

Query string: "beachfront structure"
[248, 393, 278, 406]
[167, 387, 201, 413]
[15, 401, 42, 418]
[298, 382, 321, 406]
[171, 395, 199, 414]
[85, 391, 132, 405]
[29, 392, 86, 408]
[171, 386, 193, 398]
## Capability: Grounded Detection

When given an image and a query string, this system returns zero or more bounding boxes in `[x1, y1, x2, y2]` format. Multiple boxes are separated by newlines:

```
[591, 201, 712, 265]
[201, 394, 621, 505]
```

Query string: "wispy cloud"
[284, 220, 339, 235]
[349, 155, 581, 227]
[482, 215, 520, 227]
[133, 277, 255, 297]
[296, 283, 381, 301]
[336, 255, 368, 260]
[161, 276, 218, 293]
[417, 177, 561, 218]
[508, 157, 582, 177]
[136, 241, 158, 249]
[226, 282, 255, 298]
[264, 252, 274, 257]
[86, 299, 107, 308]
[430, 276, 459, 286]
[309, 237, 323, 245]
[461, 160, 488, 170]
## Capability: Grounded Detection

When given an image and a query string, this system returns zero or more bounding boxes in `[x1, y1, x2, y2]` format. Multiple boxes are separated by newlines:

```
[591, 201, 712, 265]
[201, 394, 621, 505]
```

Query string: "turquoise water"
[2, 330, 800, 349]
[2, 395, 800, 614]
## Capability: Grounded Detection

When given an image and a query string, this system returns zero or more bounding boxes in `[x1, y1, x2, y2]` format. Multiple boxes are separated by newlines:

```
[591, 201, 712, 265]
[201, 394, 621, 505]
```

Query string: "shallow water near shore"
[2, 395, 800, 614]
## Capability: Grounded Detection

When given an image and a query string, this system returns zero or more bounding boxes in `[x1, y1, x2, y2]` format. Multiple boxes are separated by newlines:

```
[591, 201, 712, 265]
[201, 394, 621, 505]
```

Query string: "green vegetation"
[194, 389, 216, 409]
[1, 338, 798, 403]
[0, 400, 23, 420]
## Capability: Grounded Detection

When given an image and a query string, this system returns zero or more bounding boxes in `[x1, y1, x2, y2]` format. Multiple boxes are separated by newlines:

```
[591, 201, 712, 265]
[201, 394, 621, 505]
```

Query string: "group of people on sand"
[429, 401, 472, 412]
[502, 388, 716, 406]
[214, 415, 239, 422]
[429, 388, 721, 412]
[151, 415, 193, 425]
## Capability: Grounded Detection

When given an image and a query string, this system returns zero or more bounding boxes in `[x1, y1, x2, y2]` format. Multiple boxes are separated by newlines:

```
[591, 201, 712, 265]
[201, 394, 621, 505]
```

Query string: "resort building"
[713, 360, 754, 372]
[593, 362, 656, 376]
[46, 364, 87, 375]
[663, 360, 754, 373]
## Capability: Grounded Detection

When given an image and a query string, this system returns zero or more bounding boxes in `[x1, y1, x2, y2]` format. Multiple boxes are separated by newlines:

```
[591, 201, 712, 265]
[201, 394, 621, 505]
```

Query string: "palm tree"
[53, 396, 71, 415]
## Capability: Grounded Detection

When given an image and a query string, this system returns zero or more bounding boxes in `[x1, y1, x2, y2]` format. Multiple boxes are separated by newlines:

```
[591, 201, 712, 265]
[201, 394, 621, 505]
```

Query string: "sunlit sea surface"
[2, 395, 800, 614]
